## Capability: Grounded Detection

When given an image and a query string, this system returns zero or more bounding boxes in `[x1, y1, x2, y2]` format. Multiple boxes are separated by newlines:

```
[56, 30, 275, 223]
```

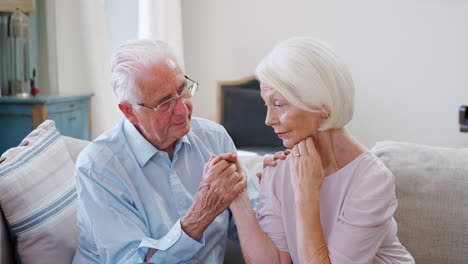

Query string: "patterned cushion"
[0, 120, 78, 264]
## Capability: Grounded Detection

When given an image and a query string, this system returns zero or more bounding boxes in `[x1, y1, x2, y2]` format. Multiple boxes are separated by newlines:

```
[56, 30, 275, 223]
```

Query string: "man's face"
[122, 59, 193, 152]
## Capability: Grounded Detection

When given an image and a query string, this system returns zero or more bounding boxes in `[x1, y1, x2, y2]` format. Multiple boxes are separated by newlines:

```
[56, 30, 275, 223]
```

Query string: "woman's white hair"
[111, 39, 178, 103]
[256, 37, 355, 131]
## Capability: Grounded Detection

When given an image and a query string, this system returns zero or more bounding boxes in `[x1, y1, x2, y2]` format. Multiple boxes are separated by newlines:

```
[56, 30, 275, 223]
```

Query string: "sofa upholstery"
[0, 122, 467, 264]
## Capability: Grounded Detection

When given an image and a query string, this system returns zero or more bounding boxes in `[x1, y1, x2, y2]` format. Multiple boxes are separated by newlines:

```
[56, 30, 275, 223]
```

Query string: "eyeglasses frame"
[136, 75, 198, 112]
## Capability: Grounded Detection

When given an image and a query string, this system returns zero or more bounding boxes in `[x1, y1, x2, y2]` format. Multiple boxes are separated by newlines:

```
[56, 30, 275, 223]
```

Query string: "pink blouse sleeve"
[327, 169, 398, 263]
[256, 167, 289, 252]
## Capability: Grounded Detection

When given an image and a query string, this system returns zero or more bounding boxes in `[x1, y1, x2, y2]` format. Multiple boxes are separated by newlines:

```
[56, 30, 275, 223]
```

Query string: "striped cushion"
[0, 120, 78, 264]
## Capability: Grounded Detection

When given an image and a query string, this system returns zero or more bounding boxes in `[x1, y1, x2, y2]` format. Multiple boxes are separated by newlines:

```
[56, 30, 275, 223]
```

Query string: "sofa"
[0, 120, 467, 264]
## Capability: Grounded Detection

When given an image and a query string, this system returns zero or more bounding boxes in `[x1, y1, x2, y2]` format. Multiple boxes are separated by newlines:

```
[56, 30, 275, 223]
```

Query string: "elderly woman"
[229, 37, 414, 263]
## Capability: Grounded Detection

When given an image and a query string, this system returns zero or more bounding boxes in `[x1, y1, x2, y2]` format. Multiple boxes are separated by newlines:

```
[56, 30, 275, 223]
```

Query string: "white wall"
[45, 0, 137, 138]
[182, 0, 468, 148]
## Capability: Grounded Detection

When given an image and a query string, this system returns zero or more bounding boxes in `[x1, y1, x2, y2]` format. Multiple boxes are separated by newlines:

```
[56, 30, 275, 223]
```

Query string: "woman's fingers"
[263, 155, 276, 168]
[298, 139, 308, 157]
[305, 137, 317, 157]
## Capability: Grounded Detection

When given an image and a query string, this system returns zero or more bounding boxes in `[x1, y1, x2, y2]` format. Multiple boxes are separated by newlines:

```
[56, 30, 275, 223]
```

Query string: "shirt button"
[159, 152, 164, 157]
[178, 200, 184, 206]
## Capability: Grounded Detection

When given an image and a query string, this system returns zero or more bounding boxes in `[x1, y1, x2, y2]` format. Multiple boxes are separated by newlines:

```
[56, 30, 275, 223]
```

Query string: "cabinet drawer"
[47, 100, 88, 113]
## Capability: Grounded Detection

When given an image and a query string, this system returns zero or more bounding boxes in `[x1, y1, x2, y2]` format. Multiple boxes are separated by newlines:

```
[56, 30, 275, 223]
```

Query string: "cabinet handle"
[69, 104, 75, 108]
[68, 116, 77, 121]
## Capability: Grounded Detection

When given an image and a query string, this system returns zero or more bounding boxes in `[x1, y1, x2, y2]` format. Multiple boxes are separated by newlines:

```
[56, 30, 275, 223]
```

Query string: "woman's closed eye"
[274, 100, 285, 108]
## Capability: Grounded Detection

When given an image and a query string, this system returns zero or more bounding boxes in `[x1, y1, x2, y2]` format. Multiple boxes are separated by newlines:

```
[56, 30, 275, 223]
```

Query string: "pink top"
[257, 152, 414, 264]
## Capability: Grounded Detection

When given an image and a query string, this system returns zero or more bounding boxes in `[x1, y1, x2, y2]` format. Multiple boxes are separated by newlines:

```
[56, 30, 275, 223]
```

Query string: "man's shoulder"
[77, 121, 127, 166]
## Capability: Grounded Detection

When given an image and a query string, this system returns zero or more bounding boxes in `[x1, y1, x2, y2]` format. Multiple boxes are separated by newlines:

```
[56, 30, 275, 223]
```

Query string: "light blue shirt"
[73, 117, 258, 264]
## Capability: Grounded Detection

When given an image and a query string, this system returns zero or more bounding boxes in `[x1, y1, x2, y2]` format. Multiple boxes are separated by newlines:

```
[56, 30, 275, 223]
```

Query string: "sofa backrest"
[62, 136, 91, 163]
[372, 141, 468, 264]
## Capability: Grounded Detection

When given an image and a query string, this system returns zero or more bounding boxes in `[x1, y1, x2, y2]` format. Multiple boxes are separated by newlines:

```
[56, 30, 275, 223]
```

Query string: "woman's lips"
[276, 131, 288, 138]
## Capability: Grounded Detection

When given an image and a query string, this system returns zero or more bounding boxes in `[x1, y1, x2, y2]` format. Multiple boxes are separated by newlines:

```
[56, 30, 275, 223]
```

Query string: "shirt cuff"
[138, 219, 205, 259]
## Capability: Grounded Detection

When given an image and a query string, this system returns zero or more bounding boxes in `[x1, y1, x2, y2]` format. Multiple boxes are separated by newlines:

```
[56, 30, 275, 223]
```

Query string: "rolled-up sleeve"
[140, 219, 205, 262]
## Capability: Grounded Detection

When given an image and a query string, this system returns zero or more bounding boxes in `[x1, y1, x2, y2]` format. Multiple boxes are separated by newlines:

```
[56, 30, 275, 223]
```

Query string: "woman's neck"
[315, 127, 367, 177]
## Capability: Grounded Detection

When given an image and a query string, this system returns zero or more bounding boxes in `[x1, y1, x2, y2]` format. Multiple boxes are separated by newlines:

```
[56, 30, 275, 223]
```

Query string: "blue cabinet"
[0, 93, 93, 154]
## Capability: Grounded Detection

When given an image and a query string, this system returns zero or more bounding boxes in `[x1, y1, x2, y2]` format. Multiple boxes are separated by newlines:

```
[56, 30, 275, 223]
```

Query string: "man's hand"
[256, 149, 291, 182]
[181, 154, 246, 240]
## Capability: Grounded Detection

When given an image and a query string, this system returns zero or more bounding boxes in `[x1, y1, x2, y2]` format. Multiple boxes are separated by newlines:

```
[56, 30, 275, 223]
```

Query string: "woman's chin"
[281, 139, 295, 149]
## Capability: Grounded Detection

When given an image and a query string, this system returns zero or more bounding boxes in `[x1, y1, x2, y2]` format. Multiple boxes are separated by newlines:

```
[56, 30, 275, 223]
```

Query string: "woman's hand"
[290, 137, 324, 201]
[263, 149, 292, 168]
[257, 149, 292, 182]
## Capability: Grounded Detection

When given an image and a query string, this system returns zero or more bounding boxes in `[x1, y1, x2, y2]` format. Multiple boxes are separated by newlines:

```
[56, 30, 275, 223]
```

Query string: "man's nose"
[173, 97, 189, 115]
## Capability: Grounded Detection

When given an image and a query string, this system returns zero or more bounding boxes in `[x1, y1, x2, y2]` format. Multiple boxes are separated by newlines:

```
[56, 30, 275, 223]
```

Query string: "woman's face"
[260, 83, 323, 148]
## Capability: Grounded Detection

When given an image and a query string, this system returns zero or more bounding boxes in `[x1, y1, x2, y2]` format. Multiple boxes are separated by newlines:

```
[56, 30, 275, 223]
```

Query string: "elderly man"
[73, 39, 258, 263]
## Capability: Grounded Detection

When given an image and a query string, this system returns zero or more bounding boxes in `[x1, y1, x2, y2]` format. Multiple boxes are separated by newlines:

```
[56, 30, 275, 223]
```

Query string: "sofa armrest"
[0, 208, 13, 264]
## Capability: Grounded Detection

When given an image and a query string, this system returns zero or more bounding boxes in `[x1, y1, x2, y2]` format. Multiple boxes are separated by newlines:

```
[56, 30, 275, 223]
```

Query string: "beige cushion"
[371, 141, 468, 264]
[62, 136, 90, 162]
[0, 120, 79, 264]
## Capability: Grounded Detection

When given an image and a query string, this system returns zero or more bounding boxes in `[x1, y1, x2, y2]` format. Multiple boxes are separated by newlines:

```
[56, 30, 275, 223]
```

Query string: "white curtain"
[138, 0, 185, 69]
[46, 0, 120, 138]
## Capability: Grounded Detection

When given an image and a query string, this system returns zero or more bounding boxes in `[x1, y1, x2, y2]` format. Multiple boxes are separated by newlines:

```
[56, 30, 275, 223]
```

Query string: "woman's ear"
[119, 103, 139, 124]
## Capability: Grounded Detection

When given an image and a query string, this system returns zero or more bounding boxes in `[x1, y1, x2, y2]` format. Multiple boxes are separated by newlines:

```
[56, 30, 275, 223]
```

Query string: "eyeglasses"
[137, 75, 198, 113]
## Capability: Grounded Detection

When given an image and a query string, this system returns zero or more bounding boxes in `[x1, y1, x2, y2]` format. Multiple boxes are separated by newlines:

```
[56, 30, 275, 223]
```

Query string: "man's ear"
[119, 103, 139, 124]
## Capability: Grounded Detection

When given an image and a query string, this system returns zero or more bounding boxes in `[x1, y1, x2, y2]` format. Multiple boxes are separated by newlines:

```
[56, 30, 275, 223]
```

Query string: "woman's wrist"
[294, 189, 321, 205]
[230, 192, 250, 211]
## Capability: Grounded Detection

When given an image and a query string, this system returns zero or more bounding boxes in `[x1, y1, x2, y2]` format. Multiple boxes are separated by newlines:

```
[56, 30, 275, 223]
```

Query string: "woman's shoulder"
[339, 152, 397, 227]
[352, 152, 396, 188]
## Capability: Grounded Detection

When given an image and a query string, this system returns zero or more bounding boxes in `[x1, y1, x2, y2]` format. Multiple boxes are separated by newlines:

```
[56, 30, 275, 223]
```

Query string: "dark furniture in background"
[218, 76, 283, 155]
[459, 105, 468, 132]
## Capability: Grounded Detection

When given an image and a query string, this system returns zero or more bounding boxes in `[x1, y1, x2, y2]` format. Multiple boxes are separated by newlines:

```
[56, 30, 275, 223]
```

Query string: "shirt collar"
[123, 119, 192, 167]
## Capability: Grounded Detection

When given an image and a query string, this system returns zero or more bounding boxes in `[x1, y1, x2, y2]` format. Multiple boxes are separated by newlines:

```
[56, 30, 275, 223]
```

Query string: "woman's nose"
[265, 108, 277, 126]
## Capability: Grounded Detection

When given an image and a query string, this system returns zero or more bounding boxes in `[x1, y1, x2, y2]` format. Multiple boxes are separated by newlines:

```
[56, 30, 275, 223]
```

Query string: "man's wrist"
[180, 206, 214, 241]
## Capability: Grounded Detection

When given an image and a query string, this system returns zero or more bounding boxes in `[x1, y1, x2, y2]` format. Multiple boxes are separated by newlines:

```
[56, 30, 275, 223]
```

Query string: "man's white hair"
[256, 37, 355, 131]
[111, 39, 178, 103]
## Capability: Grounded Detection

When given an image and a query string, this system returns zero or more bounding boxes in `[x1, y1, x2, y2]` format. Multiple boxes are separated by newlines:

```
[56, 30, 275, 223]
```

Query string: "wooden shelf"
[0, 0, 36, 13]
